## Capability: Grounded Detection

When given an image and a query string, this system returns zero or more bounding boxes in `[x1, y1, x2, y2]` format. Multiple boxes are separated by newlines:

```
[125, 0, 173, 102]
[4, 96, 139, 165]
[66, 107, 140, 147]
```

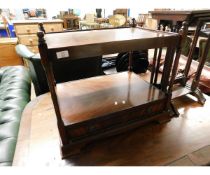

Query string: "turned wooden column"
[37, 31, 69, 145]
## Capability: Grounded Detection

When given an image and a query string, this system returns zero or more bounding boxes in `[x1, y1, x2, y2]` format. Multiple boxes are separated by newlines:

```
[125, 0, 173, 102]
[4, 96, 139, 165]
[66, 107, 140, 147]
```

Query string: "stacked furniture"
[0, 66, 31, 166]
[12, 19, 63, 53]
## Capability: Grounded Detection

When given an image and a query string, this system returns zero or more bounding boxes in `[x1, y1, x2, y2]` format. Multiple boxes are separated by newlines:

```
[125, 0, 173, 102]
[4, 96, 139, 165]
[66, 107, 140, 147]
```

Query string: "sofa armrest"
[15, 44, 35, 61]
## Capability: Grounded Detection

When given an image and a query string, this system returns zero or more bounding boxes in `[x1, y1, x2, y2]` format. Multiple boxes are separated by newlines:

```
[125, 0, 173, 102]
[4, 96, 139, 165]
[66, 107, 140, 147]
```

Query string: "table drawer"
[43, 23, 63, 33]
[27, 46, 39, 53]
[14, 24, 39, 34]
[18, 35, 38, 46]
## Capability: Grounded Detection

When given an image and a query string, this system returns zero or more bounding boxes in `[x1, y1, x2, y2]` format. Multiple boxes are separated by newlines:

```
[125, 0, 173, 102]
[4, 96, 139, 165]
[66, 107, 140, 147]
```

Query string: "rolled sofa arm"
[15, 44, 35, 60]
[15, 44, 49, 96]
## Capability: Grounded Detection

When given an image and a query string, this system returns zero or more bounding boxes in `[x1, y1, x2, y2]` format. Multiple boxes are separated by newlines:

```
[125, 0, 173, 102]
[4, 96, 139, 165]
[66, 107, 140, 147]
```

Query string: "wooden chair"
[147, 10, 210, 104]
[174, 17, 210, 104]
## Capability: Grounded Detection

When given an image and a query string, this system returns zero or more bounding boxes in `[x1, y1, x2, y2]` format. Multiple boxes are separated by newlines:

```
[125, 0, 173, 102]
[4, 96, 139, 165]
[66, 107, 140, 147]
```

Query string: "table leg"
[150, 48, 158, 84]
[161, 46, 176, 92]
[128, 51, 133, 71]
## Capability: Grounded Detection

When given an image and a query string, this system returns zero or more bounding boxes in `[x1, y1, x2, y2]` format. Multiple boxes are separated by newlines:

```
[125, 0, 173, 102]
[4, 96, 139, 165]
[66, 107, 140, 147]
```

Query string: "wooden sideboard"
[0, 38, 23, 66]
[12, 19, 63, 53]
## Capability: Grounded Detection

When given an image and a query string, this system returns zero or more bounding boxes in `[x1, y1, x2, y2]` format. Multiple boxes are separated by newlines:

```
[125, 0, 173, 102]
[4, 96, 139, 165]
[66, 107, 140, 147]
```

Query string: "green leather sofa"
[0, 66, 31, 166]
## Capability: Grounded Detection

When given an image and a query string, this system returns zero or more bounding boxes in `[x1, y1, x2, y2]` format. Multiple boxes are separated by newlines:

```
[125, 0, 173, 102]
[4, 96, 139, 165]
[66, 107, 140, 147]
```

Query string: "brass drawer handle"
[26, 28, 30, 33]
[51, 28, 54, 31]
[29, 39, 33, 43]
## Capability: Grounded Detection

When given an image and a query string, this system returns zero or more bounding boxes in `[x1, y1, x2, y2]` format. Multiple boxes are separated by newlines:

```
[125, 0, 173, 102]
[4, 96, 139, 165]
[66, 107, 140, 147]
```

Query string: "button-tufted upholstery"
[0, 66, 31, 166]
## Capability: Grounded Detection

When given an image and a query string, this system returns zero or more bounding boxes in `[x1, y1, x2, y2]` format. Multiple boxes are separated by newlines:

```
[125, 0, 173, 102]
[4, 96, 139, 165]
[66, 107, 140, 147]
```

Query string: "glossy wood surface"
[56, 72, 165, 126]
[45, 27, 179, 60]
[13, 73, 210, 166]
[38, 26, 181, 155]
[45, 27, 177, 49]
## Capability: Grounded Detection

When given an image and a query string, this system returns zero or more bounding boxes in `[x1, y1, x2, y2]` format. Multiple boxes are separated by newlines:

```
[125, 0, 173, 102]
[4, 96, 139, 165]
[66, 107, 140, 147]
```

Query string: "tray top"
[45, 27, 177, 49]
[56, 71, 166, 126]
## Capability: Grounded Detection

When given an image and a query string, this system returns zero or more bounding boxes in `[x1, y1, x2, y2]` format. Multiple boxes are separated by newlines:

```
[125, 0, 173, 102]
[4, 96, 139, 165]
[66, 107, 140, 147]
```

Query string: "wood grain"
[38, 26, 180, 157]
[56, 72, 166, 126]
[45, 27, 177, 49]
[13, 73, 210, 166]
[0, 38, 23, 66]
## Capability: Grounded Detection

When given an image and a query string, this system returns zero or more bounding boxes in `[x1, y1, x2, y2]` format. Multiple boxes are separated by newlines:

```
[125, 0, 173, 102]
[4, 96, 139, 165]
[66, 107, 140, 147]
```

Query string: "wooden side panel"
[0, 43, 23, 66]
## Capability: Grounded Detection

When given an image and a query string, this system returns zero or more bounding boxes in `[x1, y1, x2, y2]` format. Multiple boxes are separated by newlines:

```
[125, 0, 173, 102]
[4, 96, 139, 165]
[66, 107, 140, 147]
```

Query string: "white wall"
[2, 0, 210, 20]
[2, 0, 210, 9]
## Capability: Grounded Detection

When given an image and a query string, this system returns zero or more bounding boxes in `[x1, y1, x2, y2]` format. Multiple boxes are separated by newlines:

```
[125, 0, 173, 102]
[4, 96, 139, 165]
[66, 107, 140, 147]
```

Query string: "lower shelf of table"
[56, 71, 167, 126]
[54, 71, 174, 157]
